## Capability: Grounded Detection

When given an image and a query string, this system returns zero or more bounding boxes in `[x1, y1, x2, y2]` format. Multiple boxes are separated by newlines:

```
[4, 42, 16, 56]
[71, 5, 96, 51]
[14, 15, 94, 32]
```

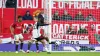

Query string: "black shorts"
[35, 37, 45, 41]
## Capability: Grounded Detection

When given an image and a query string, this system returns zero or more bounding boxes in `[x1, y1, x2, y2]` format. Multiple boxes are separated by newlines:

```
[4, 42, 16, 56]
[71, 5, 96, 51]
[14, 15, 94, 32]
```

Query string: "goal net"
[44, 0, 100, 52]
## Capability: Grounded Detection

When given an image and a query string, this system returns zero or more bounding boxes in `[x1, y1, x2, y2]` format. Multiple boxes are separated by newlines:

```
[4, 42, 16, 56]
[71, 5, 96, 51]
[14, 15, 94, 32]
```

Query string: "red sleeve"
[22, 24, 24, 28]
[11, 23, 16, 28]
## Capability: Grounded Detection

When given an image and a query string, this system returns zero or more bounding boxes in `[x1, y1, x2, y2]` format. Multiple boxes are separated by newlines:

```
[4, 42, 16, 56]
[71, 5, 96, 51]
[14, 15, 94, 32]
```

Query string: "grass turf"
[0, 52, 100, 56]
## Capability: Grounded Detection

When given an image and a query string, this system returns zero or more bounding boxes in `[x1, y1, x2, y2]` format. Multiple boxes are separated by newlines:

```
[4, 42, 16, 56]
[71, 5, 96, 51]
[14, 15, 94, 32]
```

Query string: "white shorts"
[32, 29, 41, 39]
[14, 34, 24, 41]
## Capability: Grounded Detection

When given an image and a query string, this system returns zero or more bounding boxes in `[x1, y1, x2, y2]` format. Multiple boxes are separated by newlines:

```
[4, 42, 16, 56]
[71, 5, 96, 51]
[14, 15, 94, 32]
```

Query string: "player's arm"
[37, 22, 50, 26]
[10, 24, 15, 35]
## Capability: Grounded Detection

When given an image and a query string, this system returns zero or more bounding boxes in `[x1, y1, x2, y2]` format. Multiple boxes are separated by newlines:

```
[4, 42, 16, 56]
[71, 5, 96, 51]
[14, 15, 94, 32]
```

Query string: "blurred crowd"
[19, 10, 96, 22]
[52, 10, 96, 21]
[5, 0, 96, 21]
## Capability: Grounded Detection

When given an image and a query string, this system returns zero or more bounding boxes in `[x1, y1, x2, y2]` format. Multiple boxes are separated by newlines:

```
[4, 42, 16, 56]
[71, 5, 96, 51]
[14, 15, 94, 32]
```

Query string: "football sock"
[15, 44, 19, 51]
[20, 42, 23, 50]
[36, 42, 39, 50]
[28, 42, 32, 50]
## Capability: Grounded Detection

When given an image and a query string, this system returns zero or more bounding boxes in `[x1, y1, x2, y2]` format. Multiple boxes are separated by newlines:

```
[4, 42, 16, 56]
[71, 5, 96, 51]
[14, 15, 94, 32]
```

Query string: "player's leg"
[40, 39, 51, 54]
[44, 37, 51, 52]
[44, 37, 50, 43]
[27, 38, 39, 53]
[40, 35, 49, 52]
[26, 40, 34, 53]
[43, 26, 50, 42]
[19, 39, 23, 51]
[43, 26, 51, 52]
[35, 40, 39, 53]
[33, 38, 40, 53]
[14, 35, 20, 53]
[26, 34, 36, 53]
[32, 29, 41, 53]
[19, 34, 25, 52]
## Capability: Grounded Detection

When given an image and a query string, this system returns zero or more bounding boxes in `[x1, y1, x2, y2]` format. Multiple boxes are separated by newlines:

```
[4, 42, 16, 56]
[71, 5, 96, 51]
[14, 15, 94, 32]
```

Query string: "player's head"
[26, 10, 30, 16]
[88, 14, 93, 18]
[28, 24, 33, 28]
[17, 16, 22, 22]
[28, 24, 32, 26]
[34, 16, 38, 22]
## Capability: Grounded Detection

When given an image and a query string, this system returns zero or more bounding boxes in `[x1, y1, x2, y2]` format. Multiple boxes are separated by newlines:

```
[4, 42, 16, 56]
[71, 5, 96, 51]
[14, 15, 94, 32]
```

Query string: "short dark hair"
[26, 10, 30, 13]
[88, 14, 92, 16]
[28, 24, 32, 26]
[18, 16, 22, 19]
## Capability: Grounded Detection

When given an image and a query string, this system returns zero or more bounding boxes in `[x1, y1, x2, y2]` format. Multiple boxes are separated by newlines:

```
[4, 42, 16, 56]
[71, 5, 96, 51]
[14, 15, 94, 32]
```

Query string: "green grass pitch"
[0, 52, 100, 56]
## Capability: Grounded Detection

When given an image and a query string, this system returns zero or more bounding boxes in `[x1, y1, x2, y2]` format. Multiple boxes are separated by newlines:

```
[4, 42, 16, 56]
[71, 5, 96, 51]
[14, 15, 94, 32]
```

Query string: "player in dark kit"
[26, 16, 51, 54]
[10, 16, 25, 53]
[38, 11, 51, 52]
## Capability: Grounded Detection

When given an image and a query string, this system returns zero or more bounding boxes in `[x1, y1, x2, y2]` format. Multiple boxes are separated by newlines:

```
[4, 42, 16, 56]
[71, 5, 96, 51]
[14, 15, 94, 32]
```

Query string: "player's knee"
[28, 40, 32, 43]
[28, 41, 32, 45]
[45, 38, 49, 42]
[41, 40, 45, 44]
[15, 41, 19, 45]
[20, 38, 23, 41]
[36, 42, 38, 45]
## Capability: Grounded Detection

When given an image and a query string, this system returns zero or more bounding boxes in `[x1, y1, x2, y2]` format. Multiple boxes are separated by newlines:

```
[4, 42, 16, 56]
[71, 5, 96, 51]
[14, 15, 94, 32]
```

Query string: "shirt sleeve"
[36, 22, 49, 29]
[11, 23, 16, 28]
[37, 22, 49, 26]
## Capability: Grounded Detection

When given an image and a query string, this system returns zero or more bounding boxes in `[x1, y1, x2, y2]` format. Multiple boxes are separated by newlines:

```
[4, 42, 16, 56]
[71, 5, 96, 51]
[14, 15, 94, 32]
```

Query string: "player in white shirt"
[26, 16, 50, 54]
